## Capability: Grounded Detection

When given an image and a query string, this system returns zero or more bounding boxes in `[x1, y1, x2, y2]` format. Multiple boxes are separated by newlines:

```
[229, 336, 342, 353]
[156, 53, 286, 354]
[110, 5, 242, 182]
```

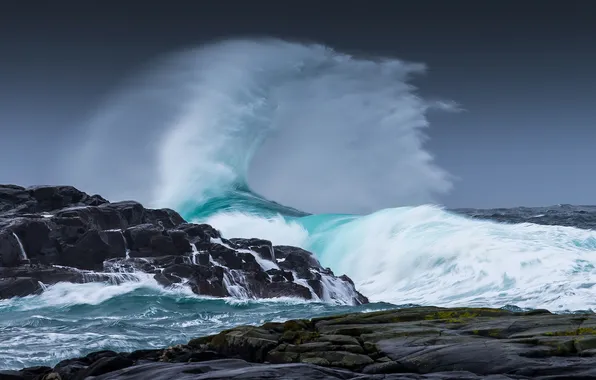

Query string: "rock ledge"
[5, 306, 596, 379]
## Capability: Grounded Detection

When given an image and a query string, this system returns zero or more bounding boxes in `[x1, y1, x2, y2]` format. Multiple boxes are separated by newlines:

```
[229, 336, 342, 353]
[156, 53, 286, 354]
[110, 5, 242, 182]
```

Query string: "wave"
[66, 38, 454, 215]
[205, 206, 596, 312]
[0, 280, 391, 369]
[60, 38, 596, 312]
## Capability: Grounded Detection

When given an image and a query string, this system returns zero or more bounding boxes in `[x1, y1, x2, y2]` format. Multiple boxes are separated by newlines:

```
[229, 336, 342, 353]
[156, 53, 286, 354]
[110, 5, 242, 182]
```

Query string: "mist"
[47, 38, 454, 214]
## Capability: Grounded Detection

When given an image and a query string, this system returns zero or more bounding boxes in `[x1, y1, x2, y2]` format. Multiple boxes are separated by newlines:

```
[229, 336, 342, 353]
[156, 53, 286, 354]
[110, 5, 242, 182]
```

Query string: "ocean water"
[2, 39, 596, 369]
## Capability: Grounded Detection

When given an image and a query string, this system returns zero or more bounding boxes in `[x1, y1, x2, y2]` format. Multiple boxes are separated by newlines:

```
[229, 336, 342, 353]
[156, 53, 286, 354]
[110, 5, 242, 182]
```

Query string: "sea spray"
[4, 37, 595, 371]
[67, 38, 454, 215]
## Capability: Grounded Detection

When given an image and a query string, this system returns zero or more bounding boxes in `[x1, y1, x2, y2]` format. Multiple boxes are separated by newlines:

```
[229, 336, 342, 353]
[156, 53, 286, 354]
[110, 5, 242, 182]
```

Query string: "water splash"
[67, 38, 454, 215]
[12, 232, 28, 262]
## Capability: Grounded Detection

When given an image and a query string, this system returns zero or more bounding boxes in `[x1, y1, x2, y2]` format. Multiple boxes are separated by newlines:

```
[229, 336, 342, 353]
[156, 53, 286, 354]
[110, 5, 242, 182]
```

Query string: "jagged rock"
[275, 245, 321, 278]
[209, 243, 244, 269]
[0, 230, 22, 267]
[0, 185, 107, 216]
[229, 238, 275, 261]
[0, 185, 365, 304]
[123, 224, 192, 258]
[59, 230, 125, 270]
[177, 223, 221, 248]
[265, 281, 312, 299]
[267, 268, 294, 282]
[154, 264, 228, 297]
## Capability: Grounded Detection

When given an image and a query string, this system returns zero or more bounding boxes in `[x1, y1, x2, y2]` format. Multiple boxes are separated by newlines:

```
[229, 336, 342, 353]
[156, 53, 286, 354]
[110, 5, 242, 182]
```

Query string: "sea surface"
[2, 39, 596, 369]
[2, 205, 595, 369]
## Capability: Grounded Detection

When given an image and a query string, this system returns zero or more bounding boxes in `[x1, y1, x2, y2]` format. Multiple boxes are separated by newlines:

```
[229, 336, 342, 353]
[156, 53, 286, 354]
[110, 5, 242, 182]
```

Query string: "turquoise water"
[3, 39, 596, 370]
[0, 280, 392, 369]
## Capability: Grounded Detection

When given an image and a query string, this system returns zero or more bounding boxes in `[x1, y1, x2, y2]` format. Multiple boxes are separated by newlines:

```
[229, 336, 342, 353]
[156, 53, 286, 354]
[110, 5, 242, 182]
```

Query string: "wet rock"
[0, 185, 364, 304]
[264, 281, 313, 299]
[274, 245, 321, 279]
[72, 355, 134, 380]
[0, 231, 22, 267]
[206, 326, 280, 362]
[209, 244, 243, 269]
[59, 230, 124, 271]
[0, 265, 135, 290]
[267, 268, 294, 282]
[229, 238, 275, 261]
[177, 223, 221, 248]
[125, 224, 175, 257]
[154, 264, 228, 298]
[0, 277, 43, 299]
[12, 306, 596, 379]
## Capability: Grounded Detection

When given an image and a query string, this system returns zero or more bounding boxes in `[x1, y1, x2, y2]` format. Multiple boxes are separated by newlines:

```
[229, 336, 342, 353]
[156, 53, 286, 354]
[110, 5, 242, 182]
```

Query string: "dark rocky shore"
[0, 185, 366, 304]
[2, 306, 596, 379]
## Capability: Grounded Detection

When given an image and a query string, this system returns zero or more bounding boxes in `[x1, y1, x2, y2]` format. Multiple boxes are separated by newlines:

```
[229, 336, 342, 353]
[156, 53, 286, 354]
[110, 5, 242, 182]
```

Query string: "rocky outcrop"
[0, 185, 367, 304]
[6, 306, 596, 379]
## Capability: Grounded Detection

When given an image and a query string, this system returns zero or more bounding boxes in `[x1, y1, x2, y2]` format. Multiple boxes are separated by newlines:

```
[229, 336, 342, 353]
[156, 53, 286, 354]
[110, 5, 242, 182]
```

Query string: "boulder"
[0, 277, 43, 299]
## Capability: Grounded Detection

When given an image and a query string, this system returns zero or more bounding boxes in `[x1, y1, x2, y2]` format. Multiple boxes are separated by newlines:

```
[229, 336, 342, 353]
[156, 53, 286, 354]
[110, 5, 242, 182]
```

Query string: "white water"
[119, 231, 130, 259]
[208, 237, 362, 304]
[208, 205, 596, 311]
[190, 243, 199, 265]
[67, 38, 454, 214]
[51, 38, 596, 311]
[12, 233, 28, 261]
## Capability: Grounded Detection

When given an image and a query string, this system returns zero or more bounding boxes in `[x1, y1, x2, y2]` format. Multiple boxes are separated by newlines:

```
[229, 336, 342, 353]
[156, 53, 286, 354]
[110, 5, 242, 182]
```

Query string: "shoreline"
[3, 305, 596, 379]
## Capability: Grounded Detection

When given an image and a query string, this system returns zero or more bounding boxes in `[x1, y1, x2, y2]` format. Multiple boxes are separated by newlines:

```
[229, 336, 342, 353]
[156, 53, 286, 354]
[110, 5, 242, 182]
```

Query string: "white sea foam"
[207, 205, 596, 311]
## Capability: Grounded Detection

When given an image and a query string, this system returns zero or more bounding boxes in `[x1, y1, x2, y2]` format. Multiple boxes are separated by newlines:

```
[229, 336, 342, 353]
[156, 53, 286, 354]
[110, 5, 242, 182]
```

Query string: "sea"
[1, 39, 595, 370]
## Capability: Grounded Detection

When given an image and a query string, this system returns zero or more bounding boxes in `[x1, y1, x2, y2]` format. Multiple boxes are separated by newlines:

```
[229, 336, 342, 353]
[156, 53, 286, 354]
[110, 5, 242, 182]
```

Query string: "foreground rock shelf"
[3, 306, 596, 379]
[0, 184, 366, 304]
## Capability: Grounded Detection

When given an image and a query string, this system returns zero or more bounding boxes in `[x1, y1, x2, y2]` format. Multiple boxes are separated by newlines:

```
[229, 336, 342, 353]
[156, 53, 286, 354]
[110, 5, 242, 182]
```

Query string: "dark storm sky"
[1, 1, 595, 208]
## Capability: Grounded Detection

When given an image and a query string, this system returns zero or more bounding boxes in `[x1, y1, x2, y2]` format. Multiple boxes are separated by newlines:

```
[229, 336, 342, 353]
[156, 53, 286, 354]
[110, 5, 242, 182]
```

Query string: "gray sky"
[0, 1, 595, 209]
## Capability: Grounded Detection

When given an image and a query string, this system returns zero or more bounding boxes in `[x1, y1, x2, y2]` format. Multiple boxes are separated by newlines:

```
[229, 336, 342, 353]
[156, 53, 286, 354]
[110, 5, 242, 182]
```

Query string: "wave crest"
[69, 38, 454, 215]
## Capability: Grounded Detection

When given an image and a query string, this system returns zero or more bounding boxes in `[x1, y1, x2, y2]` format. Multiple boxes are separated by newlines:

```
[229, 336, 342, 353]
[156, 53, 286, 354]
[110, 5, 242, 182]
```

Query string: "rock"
[28, 186, 108, 212]
[274, 245, 321, 279]
[362, 360, 410, 374]
[86, 360, 368, 380]
[0, 231, 22, 267]
[300, 351, 374, 370]
[0, 277, 42, 299]
[229, 238, 275, 261]
[263, 281, 313, 300]
[72, 355, 134, 380]
[7, 219, 54, 265]
[154, 264, 228, 297]
[0, 370, 25, 380]
[209, 244, 244, 269]
[0, 184, 364, 304]
[177, 223, 221, 248]
[206, 326, 280, 362]
[0, 185, 107, 217]
[267, 268, 294, 282]
[59, 230, 124, 271]
[12, 306, 596, 379]
[0, 265, 131, 287]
